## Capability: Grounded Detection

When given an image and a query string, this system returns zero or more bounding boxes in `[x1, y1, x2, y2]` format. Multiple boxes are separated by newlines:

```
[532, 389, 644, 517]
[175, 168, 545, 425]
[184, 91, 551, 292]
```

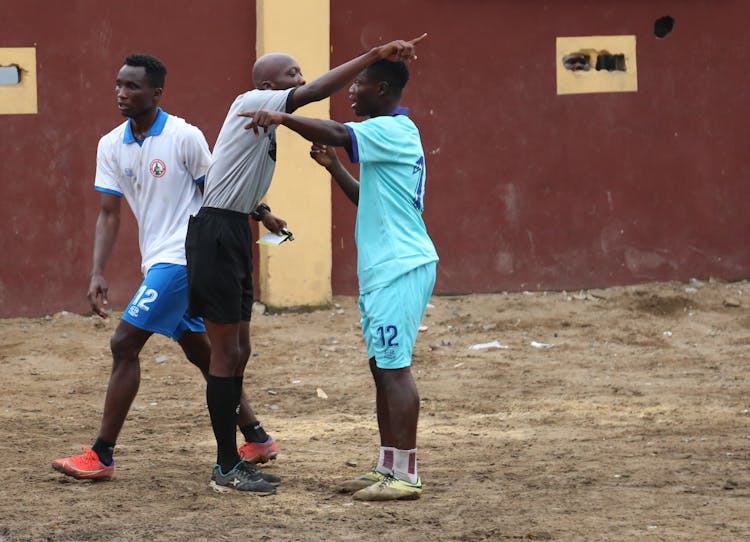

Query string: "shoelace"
[83, 448, 101, 463]
[377, 473, 420, 488]
[379, 473, 397, 486]
[235, 461, 263, 481]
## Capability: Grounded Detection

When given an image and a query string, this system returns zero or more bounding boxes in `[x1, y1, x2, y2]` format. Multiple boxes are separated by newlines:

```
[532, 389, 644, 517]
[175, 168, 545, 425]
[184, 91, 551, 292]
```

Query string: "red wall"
[329, 0, 750, 294]
[0, 0, 256, 316]
[2, 1, 750, 316]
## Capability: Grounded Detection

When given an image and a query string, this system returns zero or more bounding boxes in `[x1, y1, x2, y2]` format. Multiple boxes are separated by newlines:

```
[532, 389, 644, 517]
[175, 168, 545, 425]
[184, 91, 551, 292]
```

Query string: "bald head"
[252, 53, 305, 90]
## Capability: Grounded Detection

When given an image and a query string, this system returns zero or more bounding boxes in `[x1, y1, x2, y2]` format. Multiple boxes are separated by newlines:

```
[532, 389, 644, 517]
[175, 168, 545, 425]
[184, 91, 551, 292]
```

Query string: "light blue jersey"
[344, 108, 438, 293]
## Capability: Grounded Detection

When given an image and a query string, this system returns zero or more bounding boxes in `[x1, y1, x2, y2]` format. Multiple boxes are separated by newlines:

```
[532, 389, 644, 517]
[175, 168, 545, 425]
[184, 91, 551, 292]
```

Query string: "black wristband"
[250, 203, 270, 221]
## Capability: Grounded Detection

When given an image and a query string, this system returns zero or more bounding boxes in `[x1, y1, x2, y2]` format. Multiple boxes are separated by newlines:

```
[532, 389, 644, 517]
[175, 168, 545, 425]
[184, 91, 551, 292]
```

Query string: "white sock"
[393, 448, 418, 484]
[375, 446, 396, 474]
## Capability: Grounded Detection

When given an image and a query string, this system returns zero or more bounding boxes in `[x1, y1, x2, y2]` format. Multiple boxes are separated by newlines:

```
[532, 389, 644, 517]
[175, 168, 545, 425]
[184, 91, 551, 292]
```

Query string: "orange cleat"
[52, 448, 114, 481]
[238, 436, 278, 464]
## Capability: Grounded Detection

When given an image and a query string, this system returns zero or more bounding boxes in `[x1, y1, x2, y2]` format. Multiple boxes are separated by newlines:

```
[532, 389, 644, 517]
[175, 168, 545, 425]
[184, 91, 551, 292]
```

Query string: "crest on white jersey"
[149, 159, 167, 178]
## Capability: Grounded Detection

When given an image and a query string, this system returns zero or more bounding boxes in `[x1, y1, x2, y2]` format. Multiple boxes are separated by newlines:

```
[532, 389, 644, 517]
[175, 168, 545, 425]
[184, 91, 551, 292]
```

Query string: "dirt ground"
[1, 279, 749, 541]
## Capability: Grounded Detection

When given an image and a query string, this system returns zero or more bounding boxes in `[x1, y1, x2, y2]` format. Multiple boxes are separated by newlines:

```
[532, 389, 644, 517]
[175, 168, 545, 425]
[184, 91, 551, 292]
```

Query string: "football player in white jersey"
[52, 54, 281, 494]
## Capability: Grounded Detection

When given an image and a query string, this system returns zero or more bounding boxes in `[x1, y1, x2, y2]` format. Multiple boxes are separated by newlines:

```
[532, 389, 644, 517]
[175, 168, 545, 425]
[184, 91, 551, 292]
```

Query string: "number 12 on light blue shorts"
[122, 263, 205, 340]
[359, 262, 436, 370]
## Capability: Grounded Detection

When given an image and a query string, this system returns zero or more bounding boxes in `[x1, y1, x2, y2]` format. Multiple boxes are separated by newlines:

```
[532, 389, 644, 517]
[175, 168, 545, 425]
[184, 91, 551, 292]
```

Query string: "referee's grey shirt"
[202, 87, 295, 214]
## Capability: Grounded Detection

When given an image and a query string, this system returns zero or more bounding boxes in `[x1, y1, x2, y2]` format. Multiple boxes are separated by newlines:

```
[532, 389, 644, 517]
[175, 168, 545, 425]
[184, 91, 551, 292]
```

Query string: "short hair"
[365, 59, 409, 93]
[124, 54, 167, 88]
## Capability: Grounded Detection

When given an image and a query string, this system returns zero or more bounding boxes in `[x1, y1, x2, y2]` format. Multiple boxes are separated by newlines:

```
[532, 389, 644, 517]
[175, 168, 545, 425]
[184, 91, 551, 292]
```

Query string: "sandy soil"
[0, 279, 749, 541]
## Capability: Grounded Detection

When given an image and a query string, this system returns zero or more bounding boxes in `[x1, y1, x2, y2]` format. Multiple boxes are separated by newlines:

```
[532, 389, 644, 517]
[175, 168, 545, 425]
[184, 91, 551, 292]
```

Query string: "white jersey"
[202, 88, 294, 213]
[94, 109, 211, 274]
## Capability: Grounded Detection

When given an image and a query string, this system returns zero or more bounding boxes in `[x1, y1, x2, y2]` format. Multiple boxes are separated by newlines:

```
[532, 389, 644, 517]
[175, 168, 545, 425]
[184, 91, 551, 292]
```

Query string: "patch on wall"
[0, 48, 37, 114]
[556, 36, 637, 95]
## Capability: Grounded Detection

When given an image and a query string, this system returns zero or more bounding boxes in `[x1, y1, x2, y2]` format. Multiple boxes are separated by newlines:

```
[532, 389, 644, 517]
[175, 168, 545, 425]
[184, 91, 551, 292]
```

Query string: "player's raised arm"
[239, 111, 351, 148]
[289, 33, 426, 111]
[378, 33, 426, 62]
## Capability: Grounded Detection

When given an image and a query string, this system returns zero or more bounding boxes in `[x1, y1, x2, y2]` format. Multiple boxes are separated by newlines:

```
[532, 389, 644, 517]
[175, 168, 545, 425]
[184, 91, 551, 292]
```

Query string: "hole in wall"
[654, 16, 674, 38]
[0, 65, 21, 85]
[563, 51, 626, 72]
[595, 53, 626, 71]
[562, 53, 591, 71]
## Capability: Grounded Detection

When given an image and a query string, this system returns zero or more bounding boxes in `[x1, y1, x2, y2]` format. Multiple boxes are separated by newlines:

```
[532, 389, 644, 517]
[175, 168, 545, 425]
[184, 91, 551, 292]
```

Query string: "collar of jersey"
[123, 108, 168, 144]
[389, 107, 409, 117]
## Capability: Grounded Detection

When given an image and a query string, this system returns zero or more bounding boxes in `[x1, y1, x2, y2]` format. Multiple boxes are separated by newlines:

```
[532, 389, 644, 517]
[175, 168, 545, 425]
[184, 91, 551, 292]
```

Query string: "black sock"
[92, 438, 115, 466]
[240, 421, 268, 443]
[207, 375, 242, 473]
[237, 375, 268, 443]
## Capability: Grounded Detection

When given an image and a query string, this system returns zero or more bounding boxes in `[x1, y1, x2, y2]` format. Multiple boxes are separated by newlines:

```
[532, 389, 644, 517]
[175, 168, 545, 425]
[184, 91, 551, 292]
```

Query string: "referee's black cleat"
[256, 467, 281, 486]
[209, 461, 276, 495]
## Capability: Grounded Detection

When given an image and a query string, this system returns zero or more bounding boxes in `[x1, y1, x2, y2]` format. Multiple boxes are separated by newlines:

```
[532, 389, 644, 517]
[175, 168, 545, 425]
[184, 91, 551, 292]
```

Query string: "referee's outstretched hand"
[238, 110, 284, 136]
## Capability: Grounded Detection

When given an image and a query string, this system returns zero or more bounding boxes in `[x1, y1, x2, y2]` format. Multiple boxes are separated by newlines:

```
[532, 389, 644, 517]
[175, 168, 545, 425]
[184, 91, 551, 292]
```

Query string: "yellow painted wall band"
[255, 0, 332, 307]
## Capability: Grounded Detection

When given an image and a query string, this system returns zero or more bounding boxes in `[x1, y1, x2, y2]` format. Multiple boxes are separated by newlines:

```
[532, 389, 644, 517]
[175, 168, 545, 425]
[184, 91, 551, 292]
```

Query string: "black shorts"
[186, 207, 253, 323]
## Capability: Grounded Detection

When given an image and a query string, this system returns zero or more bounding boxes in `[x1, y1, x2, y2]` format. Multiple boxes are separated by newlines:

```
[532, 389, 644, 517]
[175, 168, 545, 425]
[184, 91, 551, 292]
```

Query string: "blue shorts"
[359, 262, 436, 369]
[122, 263, 206, 341]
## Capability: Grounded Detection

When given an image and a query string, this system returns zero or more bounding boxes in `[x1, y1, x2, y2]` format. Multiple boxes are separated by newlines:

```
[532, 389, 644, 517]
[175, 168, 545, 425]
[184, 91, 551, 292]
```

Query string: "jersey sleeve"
[94, 136, 122, 196]
[239, 88, 294, 113]
[343, 118, 392, 164]
[181, 126, 212, 184]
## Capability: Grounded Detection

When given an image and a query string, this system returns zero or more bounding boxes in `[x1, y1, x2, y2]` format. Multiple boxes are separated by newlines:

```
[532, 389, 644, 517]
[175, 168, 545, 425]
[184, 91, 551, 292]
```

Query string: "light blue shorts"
[122, 263, 206, 341]
[359, 262, 436, 369]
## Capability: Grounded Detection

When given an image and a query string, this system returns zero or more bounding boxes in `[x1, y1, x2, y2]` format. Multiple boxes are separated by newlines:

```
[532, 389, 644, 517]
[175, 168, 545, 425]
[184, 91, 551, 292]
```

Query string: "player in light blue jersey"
[241, 56, 437, 501]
